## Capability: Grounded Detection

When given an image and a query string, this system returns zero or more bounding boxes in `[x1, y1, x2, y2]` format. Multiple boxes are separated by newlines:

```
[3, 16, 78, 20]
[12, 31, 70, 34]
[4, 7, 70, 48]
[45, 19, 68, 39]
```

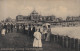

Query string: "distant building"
[16, 15, 30, 21]
[16, 10, 80, 27]
[1, 17, 16, 25]
[16, 10, 58, 25]
[66, 16, 80, 21]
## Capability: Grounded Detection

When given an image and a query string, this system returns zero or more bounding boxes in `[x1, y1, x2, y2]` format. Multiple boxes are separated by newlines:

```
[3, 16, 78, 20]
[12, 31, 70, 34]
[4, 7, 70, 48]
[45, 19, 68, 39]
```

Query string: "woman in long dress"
[45, 25, 51, 42]
[33, 28, 42, 48]
[42, 26, 47, 40]
[1, 28, 6, 36]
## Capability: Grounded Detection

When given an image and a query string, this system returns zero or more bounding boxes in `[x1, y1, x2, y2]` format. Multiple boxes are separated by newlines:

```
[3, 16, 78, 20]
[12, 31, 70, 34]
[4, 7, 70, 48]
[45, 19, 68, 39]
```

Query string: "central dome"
[31, 10, 38, 14]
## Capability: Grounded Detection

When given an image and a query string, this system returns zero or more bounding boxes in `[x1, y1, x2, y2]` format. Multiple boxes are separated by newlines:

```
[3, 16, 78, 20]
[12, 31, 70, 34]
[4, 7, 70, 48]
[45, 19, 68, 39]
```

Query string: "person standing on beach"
[33, 27, 42, 48]
[1, 26, 6, 36]
[45, 25, 51, 42]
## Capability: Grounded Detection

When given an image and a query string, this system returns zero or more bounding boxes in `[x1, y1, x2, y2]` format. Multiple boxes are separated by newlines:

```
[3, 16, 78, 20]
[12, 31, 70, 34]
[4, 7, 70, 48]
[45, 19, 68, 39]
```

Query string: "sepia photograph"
[0, 0, 80, 51]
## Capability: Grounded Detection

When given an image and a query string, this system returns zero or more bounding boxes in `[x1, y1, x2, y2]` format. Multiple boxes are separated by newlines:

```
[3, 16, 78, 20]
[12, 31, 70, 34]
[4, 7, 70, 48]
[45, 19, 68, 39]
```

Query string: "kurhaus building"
[16, 10, 80, 27]
[16, 10, 58, 25]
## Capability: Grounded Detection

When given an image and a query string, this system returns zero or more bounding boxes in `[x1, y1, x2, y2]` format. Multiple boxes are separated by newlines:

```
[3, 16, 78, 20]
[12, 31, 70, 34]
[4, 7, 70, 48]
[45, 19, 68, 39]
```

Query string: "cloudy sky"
[0, 0, 80, 20]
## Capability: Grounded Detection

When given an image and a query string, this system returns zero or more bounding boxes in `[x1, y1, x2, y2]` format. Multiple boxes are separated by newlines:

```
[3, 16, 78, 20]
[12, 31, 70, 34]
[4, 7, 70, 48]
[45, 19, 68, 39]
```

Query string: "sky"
[0, 0, 80, 21]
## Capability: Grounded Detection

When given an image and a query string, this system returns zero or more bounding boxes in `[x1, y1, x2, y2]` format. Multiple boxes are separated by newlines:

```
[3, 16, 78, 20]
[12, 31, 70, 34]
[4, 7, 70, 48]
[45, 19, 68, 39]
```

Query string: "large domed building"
[16, 10, 56, 25]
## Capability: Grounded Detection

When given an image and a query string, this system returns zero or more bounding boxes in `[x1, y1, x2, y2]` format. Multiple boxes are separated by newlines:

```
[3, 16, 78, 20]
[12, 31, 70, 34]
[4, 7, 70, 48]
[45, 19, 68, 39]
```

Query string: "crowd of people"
[0, 23, 14, 36]
[0, 23, 52, 48]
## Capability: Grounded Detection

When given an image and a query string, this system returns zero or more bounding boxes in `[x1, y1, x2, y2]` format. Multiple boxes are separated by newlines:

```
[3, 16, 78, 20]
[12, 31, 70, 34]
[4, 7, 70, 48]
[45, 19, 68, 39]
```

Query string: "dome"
[31, 10, 38, 14]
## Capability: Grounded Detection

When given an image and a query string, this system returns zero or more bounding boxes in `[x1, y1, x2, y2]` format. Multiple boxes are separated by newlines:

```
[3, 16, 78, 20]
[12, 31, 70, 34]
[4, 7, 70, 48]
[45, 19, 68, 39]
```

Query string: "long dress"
[45, 28, 51, 41]
[42, 28, 47, 40]
[1, 28, 6, 36]
[33, 31, 42, 47]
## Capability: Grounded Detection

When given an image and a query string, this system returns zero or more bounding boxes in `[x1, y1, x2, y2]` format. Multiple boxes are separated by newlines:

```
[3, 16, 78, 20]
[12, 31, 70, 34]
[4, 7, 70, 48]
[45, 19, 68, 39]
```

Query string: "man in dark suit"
[11, 24, 13, 32]
[28, 24, 31, 37]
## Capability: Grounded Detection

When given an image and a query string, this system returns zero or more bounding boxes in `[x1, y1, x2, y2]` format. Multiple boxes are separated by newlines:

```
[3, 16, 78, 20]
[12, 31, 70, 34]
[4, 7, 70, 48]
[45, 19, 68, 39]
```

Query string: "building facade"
[16, 10, 57, 25]
[16, 10, 80, 27]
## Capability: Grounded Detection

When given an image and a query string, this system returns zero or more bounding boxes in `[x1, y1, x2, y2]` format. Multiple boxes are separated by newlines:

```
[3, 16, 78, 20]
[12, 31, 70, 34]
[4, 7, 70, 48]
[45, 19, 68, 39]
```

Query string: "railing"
[51, 34, 80, 51]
